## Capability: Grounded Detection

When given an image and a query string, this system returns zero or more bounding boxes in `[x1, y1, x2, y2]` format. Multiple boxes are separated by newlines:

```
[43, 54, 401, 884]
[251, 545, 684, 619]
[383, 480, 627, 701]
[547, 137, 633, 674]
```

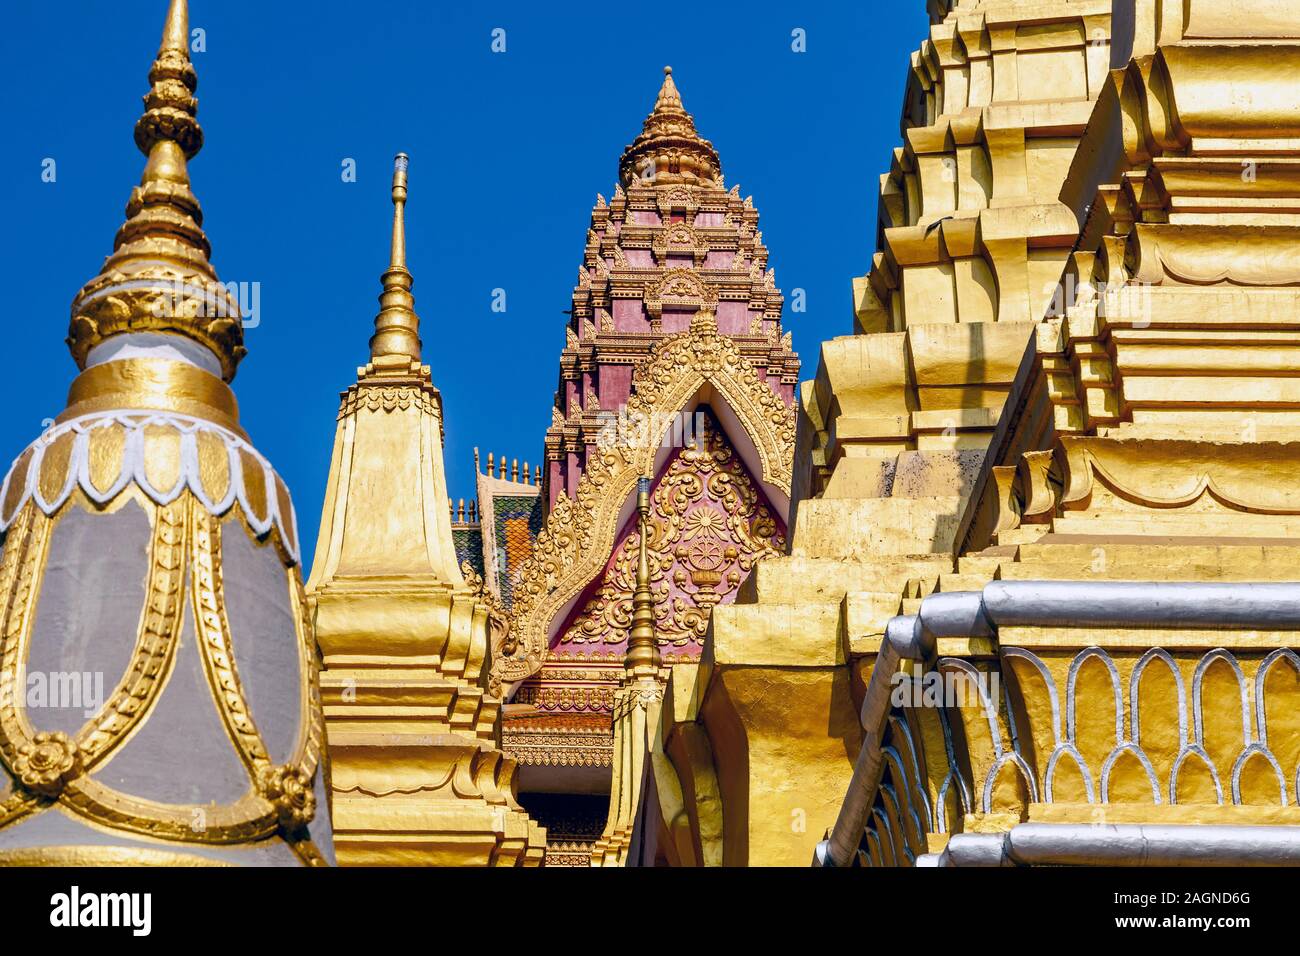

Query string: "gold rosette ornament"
[14, 733, 83, 798]
[258, 765, 317, 832]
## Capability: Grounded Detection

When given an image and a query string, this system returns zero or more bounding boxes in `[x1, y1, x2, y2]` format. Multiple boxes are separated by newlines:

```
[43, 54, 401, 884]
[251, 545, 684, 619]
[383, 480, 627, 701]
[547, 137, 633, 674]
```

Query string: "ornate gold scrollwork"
[464, 561, 515, 664]
[0, 491, 326, 849]
[191, 509, 273, 774]
[0, 505, 55, 827]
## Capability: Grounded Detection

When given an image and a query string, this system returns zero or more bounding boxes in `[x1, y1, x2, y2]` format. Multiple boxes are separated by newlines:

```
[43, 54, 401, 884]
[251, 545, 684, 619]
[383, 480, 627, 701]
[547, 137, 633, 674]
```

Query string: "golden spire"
[368, 153, 422, 362]
[625, 477, 662, 678]
[619, 66, 722, 188]
[0, 0, 335, 867]
[68, 0, 246, 382]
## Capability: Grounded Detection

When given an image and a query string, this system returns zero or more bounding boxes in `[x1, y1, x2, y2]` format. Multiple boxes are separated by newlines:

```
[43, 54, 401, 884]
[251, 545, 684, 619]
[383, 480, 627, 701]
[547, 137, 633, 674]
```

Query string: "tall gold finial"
[369, 153, 422, 361]
[68, 0, 247, 383]
[625, 477, 662, 677]
[619, 65, 722, 188]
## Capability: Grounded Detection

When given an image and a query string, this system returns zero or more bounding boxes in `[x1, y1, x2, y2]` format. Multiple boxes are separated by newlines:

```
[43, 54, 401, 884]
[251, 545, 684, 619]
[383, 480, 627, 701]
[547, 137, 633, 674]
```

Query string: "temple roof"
[453, 65, 799, 694]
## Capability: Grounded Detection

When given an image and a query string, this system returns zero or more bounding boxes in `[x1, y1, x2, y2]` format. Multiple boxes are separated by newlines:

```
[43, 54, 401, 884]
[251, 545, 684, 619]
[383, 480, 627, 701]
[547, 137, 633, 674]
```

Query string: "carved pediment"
[496, 319, 795, 687]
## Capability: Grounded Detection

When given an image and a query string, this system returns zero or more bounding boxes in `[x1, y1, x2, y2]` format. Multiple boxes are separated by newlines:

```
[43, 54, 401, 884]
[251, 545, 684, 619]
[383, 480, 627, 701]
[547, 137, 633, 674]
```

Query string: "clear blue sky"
[0, 0, 928, 570]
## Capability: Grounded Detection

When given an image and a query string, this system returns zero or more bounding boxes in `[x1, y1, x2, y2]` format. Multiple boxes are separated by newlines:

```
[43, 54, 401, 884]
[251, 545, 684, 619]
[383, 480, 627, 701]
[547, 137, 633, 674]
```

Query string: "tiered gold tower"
[884, 0, 1300, 862]
[306, 157, 544, 866]
[0, 0, 331, 865]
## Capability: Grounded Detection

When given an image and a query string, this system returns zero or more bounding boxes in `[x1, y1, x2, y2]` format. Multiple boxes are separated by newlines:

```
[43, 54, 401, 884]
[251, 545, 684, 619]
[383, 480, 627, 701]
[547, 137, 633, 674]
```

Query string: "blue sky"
[0, 1, 928, 570]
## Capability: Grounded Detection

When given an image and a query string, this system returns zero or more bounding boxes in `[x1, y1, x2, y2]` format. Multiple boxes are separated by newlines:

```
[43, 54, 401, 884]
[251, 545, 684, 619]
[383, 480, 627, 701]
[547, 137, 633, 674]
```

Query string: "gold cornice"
[337, 357, 443, 423]
[59, 358, 244, 437]
[965, 433, 1300, 554]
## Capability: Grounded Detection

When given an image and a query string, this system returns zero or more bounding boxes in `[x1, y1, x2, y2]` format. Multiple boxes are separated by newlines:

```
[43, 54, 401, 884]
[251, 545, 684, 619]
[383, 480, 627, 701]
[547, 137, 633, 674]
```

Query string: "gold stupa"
[0, 0, 332, 866]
